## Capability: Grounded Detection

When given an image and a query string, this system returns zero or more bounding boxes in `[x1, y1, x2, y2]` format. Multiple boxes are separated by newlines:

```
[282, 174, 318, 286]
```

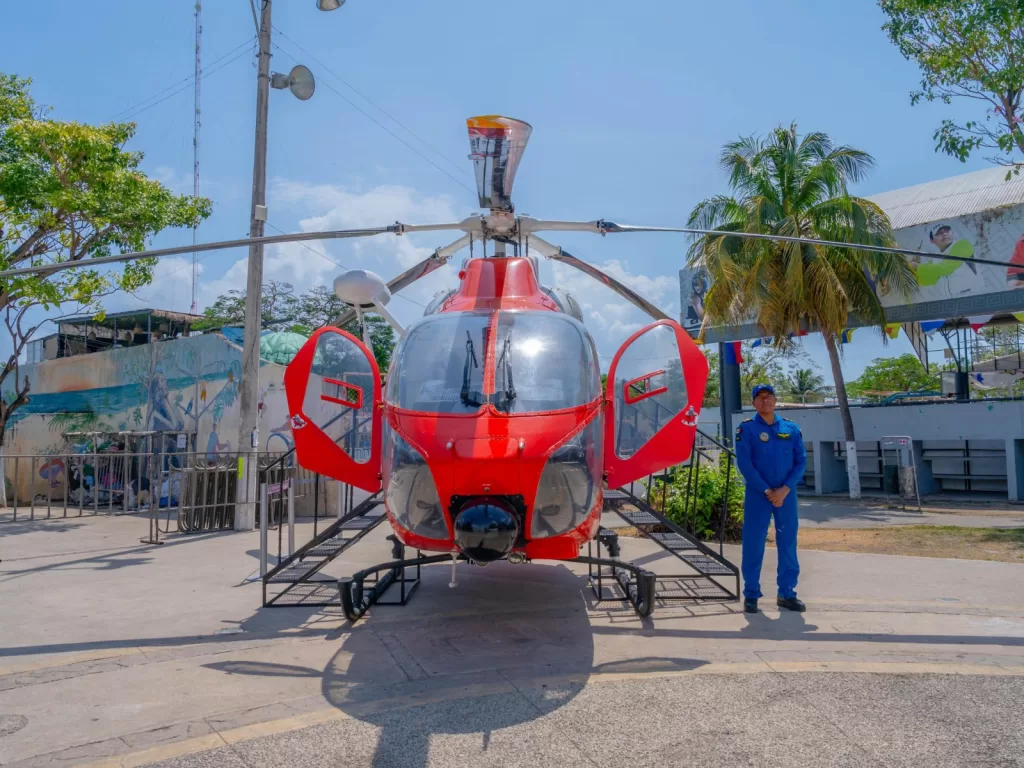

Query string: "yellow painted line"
[79, 710, 350, 768]
[73, 660, 1024, 768]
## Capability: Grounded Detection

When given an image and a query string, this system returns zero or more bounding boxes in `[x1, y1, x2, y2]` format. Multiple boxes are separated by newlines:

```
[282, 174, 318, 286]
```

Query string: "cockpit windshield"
[386, 310, 600, 414]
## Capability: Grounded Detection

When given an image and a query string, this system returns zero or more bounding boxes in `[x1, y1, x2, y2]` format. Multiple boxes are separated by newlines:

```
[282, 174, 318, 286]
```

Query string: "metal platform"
[587, 486, 740, 607]
[262, 494, 388, 607]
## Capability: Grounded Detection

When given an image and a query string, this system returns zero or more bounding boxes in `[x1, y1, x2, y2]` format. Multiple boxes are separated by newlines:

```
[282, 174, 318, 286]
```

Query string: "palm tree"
[686, 124, 917, 498]
[788, 368, 826, 404]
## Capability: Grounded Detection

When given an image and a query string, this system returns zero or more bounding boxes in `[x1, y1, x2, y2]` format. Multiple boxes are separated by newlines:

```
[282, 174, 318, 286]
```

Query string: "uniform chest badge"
[759, 432, 769, 442]
[778, 432, 791, 439]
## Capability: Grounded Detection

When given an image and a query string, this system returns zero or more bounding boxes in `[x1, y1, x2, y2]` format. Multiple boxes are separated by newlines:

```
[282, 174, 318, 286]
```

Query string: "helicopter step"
[262, 494, 389, 607]
[584, 487, 740, 611]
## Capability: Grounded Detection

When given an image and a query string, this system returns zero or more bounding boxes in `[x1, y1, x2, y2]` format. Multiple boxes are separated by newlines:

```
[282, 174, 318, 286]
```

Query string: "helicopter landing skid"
[573, 552, 657, 618]
[338, 536, 470, 622]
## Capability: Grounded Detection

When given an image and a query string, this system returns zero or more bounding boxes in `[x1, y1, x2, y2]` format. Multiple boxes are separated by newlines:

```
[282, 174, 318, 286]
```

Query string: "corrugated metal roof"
[866, 165, 1024, 230]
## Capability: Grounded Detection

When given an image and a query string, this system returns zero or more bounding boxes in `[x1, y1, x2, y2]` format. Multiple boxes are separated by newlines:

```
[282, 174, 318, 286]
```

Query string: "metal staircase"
[586, 486, 739, 608]
[262, 493, 387, 607]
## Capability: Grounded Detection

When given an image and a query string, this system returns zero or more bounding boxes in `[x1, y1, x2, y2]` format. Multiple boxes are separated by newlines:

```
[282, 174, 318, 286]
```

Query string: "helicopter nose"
[453, 498, 519, 563]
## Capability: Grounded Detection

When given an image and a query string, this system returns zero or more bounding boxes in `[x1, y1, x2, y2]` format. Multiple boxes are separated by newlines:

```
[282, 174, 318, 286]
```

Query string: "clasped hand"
[764, 486, 790, 507]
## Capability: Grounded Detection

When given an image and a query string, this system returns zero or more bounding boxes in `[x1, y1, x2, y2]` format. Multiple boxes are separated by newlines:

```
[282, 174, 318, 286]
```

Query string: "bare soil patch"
[769, 525, 1024, 563]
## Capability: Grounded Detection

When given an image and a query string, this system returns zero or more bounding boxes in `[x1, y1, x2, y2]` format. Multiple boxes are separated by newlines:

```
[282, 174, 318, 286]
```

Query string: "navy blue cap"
[751, 383, 775, 400]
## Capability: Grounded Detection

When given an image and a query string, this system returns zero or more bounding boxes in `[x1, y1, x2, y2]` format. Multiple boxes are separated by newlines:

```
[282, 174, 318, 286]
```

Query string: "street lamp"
[270, 65, 316, 100]
[236, 0, 326, 530]
[316, 0, 345, 10]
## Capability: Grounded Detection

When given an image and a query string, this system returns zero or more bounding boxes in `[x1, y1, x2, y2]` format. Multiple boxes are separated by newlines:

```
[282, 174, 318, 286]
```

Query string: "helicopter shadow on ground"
[208, 560, 710, 768]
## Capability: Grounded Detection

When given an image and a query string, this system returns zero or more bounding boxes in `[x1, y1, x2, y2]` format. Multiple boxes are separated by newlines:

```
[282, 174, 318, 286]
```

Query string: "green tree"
[847, 353, 941, 400]
[686, 124, 917, 497]
[787, 367, 827, 403]
[702, 342, 808, 408]
[193, 280, 301, 332]
[198, 283, 396, 373]
[294, 284, 396, 373]
[880, 0, 1024, 175]
[0, 74, 210, 447]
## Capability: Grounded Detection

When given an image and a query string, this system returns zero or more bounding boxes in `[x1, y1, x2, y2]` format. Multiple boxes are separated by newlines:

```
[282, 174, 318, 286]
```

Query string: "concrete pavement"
[1, 513, 1023, 767]
[796, 495, 1024, 529]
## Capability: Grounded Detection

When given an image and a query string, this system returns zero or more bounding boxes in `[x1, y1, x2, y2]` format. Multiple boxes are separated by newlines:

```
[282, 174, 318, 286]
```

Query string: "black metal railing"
[627, 428, 738, 557]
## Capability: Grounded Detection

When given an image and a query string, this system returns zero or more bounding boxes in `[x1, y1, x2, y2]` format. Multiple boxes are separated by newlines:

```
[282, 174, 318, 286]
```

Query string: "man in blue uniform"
[734, 384, 807, 614]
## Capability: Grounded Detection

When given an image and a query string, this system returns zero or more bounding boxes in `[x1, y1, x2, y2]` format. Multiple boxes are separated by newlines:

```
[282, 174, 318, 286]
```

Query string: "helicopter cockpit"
[385, 309, 601, 415]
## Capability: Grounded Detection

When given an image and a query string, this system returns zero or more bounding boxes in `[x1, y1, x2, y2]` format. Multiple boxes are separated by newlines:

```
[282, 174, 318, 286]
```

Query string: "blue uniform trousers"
[741, 492, 799, 600]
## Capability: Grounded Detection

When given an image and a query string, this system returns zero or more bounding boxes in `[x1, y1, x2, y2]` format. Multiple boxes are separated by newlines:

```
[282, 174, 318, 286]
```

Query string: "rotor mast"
[466, 115, 532, 258]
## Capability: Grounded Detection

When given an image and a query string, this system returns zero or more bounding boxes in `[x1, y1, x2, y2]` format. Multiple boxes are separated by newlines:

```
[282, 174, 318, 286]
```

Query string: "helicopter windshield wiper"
[494, 334, 517, 413]
[460, 330, 485, 408]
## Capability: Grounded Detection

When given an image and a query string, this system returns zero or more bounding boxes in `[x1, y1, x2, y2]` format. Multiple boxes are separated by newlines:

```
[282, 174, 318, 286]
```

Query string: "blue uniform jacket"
[734, 414, 807, 501]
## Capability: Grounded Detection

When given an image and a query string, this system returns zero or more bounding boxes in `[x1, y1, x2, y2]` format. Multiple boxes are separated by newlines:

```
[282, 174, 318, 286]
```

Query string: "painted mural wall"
[2, 333, 296, 501]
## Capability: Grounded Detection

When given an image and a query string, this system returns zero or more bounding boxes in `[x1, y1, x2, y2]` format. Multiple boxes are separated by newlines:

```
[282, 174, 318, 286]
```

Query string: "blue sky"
[1, 0, 998, 380]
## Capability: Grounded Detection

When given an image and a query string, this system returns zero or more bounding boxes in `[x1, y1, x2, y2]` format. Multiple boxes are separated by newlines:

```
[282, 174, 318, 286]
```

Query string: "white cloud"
[194, 180, 680, 369]
[200, 182, 464, 326]
[550, 257, 678, 365]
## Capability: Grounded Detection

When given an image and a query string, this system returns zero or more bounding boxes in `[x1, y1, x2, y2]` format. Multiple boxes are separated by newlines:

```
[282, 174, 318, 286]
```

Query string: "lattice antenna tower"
[191, 1, 202, 313]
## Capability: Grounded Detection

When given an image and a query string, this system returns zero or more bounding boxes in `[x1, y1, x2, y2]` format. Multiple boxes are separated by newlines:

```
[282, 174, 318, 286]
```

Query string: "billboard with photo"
[679, 266, 709, 335]
[683, 201, 1024, 343]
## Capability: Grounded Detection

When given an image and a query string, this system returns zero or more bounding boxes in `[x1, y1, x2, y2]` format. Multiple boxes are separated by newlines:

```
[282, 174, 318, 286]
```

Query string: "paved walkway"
[1, 514, 1023, 767]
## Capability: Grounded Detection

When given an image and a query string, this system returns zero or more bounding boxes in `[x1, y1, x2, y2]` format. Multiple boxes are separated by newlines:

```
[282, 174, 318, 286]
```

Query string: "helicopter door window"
[493, 311, 601, 414]
[612, 324, 688, 460]
[302, 332, 376, 464]
[386, 312, 492, 414]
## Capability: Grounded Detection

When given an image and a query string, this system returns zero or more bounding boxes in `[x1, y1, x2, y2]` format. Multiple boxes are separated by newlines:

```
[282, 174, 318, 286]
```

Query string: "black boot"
[744, 598, 759, 613]
[777, 596, 806, 612]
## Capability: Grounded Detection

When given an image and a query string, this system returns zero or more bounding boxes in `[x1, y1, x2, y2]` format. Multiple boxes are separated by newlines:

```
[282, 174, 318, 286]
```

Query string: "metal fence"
[0, 449, 319, 531]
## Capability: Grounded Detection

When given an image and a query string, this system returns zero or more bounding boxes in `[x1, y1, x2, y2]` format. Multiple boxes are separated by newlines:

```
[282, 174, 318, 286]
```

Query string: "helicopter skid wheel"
[339, 576, 365, 622]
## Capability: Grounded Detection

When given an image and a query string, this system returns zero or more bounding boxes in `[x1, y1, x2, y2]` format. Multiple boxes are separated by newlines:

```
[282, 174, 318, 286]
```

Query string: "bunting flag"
[840, 328, 855, 344]
[788, 329, 808, 338]
[968, 314, 994, 332]
[920, 320, 944, 335]
[751, 336, 774, 348]
[724, 340, 744, 365]
[885, 323, 901, 339]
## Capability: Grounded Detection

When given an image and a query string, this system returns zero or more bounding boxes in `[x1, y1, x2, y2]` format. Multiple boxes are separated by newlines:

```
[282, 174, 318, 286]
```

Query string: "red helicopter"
[3, 115, 998, 618]
[282, 116, 709, 616]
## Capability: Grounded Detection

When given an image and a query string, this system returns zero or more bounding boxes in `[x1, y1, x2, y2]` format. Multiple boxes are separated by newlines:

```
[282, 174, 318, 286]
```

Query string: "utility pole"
[191, 1, 202, 314]
[237, 0, 273, 530]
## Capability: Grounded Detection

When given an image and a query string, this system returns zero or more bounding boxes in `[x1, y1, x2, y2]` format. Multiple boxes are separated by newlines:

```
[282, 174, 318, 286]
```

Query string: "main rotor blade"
[0, 222, 473, 279]
[331, 233, 473, 327]
[597, 221, 1015, 270]
[528, 235, 670, 322]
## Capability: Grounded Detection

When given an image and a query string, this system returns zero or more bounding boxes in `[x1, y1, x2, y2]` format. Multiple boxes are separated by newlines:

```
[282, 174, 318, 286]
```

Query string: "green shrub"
[648, 455, 745, 542]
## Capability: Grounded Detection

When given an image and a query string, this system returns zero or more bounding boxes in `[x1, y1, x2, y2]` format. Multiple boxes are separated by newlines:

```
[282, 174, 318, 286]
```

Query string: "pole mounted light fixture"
[270, 64, 316, 100]
[316, 0, 345, 10]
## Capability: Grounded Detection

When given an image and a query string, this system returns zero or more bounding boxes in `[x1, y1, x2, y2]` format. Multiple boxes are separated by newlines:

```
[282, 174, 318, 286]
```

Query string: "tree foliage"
[847, 353, 940, 400]
[701, 342, 813, 407]
[193, 280, 302, 332]
[0, 74, 211, 445]
[880, 0, 1024, 174]
[686, 124, 917, 447]
[197, 282, 397, 373]
[786, 367, 827, 403]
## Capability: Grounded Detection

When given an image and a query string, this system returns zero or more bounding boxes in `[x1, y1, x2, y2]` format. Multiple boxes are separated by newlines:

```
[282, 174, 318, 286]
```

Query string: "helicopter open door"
[603, 319, 709, 489]
[283, 327, 382, 493]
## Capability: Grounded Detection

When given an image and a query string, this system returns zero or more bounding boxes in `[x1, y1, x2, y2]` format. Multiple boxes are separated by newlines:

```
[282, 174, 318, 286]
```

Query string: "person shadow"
[739, 605, 819, 640]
